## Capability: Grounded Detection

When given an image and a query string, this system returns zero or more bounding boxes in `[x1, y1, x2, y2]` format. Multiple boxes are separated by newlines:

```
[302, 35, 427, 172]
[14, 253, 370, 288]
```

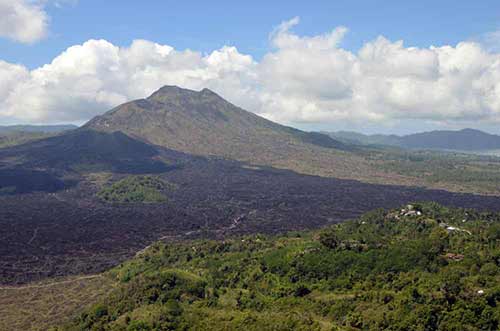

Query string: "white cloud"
[0, 0, 49, 43]
[257, 18, 500, 127]
[0, 39, 258, 123]
[1, 17, 500, 129]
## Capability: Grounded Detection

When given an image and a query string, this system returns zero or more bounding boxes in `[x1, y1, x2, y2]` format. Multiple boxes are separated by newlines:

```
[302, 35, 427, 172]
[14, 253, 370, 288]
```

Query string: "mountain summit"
[85, 86, 354, 174]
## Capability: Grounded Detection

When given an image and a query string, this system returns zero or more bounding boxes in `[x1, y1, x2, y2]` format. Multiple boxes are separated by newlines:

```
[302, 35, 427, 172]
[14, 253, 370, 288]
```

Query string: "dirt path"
[0, 274, 102, 290]
[27, 227, 39, 245]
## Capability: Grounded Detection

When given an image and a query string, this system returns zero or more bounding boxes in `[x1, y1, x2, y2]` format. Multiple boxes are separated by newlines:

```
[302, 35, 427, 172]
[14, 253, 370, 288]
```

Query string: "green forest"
[53, 202, 500, 331]
[97, 176, 174, 203]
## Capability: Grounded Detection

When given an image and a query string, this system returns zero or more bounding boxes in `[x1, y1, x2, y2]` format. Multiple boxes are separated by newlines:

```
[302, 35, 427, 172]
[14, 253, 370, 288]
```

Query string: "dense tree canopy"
[55, 203, 500, 330]
[97, 176, 174, 203]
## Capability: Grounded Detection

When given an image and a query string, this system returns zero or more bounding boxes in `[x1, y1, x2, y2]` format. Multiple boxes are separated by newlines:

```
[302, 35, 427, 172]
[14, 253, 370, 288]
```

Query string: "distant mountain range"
[0, 124, 78, 148]
[0, 124, 77, 134]
[326, 128, 500, 151]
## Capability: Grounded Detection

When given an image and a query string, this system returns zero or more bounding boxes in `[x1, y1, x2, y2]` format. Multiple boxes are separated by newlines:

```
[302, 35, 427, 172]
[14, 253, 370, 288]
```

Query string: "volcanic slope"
[84, 86, 396, 182]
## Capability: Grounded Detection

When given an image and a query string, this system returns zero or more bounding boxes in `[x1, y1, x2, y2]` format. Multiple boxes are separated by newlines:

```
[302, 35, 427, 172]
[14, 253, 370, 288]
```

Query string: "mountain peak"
[148, 85, 197, 101]
[147, 85, 221, 103]
[199, 87, 218, 96]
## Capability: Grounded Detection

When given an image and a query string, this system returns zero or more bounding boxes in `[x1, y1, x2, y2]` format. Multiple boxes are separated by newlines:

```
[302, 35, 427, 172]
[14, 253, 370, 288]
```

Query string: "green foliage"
[0, 131, 55, 148]
[58, 203, 500, 330]
[367, 148, 500, 194]
[97, 176, 174, 203]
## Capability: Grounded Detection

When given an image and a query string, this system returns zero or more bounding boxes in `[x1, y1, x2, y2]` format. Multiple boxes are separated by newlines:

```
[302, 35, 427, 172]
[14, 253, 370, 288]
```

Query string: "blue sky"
[3, 0, 499, 69]
[1, 1, 500, 134]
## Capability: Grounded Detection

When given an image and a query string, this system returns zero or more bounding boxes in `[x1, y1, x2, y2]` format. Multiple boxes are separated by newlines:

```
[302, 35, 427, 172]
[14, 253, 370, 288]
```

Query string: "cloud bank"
[1, 17, 500, 129]
[0, 0, 49, 43]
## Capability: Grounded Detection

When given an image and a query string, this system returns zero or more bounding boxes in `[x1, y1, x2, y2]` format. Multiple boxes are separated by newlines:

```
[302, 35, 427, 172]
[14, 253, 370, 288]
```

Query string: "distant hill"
[401, 128, 500, 151]
[0, 125, 78, 148]
[326, 128, 500, 151]
[0, 124, 77, 134]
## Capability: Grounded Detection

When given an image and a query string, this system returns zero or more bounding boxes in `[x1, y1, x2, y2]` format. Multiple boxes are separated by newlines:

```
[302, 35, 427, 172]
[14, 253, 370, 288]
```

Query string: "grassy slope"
[0, 275, 116, 331]
[30, 202, 499, 331]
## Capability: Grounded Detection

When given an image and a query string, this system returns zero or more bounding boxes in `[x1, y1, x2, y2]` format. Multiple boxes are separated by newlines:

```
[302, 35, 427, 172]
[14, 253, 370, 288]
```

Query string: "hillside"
[84, 86, 393, 182]
[327, 128, 500, 151]
[0, 129, 169, 174]
[35, 203, 500, 331]
[85, 86, 349, 154]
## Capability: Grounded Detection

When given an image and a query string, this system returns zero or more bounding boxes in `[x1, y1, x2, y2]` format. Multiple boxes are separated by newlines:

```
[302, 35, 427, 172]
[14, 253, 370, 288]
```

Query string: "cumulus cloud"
[0, 39, 257, 123]
[1, 17, 500, 129]
[0, 0, 49, 43]
[258, 19, 500, 126]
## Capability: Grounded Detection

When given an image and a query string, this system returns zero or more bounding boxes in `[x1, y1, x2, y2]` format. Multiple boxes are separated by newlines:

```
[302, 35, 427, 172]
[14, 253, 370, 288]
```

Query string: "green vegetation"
[0, 131, 55, 148]
[55, 203, 500, 330]
[97, 176, 174, 203]
[366, 149, 500, 194]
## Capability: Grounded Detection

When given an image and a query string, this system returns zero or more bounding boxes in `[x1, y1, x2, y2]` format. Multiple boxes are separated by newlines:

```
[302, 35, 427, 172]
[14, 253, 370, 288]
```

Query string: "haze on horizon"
[1, 0, 500, 135]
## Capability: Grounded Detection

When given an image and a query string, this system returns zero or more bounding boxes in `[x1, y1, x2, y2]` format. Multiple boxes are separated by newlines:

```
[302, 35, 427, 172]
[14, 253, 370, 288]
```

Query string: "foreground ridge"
[47, 202, 500, 331]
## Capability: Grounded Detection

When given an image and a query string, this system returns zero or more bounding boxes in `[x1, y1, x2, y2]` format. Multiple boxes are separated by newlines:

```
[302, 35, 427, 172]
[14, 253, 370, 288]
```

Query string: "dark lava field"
[2, 150, 500, 285]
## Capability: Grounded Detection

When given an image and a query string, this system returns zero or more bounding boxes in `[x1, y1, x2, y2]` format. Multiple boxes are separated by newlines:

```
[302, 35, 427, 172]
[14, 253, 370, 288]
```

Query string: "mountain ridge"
[326, 128, 500, 151]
